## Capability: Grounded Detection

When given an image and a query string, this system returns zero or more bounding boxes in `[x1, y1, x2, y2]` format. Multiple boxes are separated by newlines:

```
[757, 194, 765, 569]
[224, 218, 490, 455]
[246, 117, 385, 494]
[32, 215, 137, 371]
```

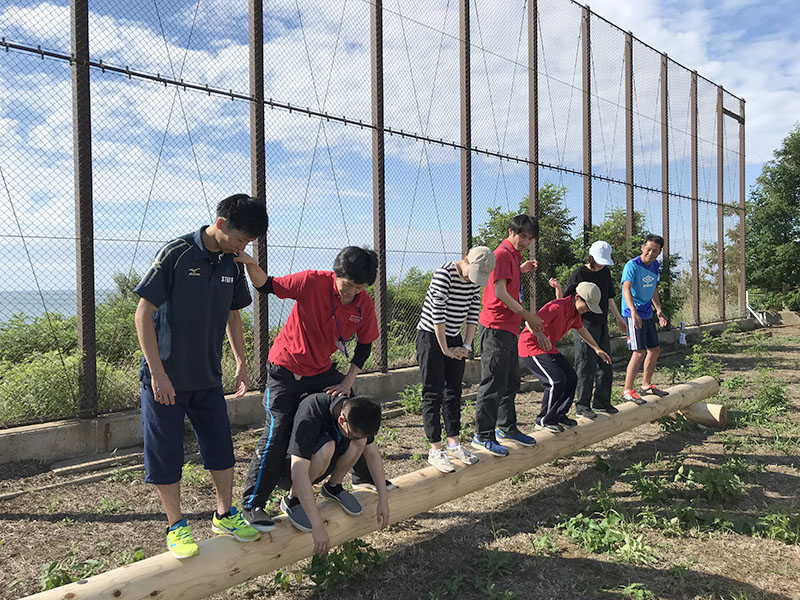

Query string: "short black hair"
[343, 396, 382, 438]
[644, 233, 664, 249]
[508, 214, 539, 238]
[216, 194, 268, 239]
[333, 246, 379, 285]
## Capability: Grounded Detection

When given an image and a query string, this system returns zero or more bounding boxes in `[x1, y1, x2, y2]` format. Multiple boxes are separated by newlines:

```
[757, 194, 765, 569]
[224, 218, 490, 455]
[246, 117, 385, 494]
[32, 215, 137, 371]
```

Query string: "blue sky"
[0, 0, 797, 306]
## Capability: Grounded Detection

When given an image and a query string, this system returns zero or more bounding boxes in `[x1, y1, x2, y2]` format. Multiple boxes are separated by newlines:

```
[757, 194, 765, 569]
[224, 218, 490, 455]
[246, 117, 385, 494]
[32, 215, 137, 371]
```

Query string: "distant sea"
[0, 289, 291, 325]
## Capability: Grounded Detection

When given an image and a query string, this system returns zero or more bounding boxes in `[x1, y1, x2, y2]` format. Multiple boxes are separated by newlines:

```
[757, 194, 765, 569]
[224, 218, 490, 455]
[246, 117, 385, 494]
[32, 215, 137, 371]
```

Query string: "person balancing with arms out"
[518, 281, 612, 432]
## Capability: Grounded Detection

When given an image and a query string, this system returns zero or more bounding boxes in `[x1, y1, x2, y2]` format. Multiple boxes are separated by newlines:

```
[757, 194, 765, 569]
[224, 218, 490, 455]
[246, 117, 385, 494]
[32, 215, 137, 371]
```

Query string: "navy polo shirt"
[134, 227, 252, 392]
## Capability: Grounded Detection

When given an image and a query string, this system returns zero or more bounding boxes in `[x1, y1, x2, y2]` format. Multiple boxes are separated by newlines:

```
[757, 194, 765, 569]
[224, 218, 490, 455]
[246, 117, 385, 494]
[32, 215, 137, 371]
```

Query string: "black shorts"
[277, 433, 351, 491]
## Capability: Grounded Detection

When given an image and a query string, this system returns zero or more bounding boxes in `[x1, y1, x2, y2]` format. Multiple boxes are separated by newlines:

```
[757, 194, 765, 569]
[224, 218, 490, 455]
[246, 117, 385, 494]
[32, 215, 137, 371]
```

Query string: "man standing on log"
[472, 215, 546, 457]
[621, 234, 670, 405]
[134, 194, 267, 559]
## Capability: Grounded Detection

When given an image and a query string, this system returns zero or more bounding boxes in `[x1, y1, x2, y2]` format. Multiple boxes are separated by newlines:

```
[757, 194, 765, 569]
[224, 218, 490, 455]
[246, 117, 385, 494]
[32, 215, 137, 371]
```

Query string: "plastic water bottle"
[679, 321, 686, 345]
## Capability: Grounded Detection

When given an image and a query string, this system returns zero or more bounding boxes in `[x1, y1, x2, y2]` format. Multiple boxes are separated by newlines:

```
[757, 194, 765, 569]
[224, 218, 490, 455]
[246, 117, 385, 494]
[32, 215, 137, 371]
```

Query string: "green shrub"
[0, 313, 78, 363]
[398, 383, 423, 415]
[0, 351, 139, 425]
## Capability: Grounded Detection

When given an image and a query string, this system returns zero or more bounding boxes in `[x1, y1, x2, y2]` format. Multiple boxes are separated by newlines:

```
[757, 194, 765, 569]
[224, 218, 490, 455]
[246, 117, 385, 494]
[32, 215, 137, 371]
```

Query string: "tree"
[746, 124, 800, 291]
[472, 183, 577, 306]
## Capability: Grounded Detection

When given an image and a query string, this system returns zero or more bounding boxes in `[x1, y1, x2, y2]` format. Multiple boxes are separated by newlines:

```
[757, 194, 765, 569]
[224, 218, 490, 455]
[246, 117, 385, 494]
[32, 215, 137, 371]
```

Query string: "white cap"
[466, 246, 496, 287]
[589, 240, 614, 266]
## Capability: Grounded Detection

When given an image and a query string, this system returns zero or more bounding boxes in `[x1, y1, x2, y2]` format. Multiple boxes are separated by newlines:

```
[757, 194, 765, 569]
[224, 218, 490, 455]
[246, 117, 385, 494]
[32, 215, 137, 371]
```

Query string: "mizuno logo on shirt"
[221, 275, 234, 284]
[188, 268, 201, 277]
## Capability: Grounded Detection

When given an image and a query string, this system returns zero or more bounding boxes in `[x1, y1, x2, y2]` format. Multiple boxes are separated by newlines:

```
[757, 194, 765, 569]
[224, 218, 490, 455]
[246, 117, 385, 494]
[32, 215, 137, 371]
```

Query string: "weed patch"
[304, 539, 386, 589]
[398, 383, 423, 415]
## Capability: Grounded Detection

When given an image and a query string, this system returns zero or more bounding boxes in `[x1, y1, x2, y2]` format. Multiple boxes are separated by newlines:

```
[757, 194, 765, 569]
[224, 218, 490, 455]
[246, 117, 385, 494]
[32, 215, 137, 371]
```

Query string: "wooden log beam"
[26, 376, 719, 600]
[677, 402, 727, 428]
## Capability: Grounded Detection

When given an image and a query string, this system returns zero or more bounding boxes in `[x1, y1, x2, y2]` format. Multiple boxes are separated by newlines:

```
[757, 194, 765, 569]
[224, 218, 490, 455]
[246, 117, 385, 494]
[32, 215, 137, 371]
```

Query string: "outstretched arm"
[234, 251, 268, 288]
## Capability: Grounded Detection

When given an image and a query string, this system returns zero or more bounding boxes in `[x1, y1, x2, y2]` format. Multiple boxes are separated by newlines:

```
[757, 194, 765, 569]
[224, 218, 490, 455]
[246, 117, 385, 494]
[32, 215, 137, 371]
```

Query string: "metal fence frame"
[0, 0, 745, 418]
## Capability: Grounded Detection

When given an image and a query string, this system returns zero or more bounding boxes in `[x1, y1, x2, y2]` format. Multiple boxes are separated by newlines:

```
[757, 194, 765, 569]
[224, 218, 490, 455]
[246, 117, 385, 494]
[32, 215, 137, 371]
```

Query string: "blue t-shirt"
[620, 256, 660, 319]
[134, 227, 252, 391]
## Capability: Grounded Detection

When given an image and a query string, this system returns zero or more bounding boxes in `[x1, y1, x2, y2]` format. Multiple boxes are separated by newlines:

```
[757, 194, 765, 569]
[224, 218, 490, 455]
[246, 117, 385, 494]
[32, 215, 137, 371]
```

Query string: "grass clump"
[398, 383, 423, 415]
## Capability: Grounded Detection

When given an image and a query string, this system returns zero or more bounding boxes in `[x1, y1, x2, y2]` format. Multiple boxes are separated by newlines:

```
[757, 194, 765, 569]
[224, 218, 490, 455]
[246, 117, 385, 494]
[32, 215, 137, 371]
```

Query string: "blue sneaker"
[470, 435, 509, 457]
[496, 428, 536, 447]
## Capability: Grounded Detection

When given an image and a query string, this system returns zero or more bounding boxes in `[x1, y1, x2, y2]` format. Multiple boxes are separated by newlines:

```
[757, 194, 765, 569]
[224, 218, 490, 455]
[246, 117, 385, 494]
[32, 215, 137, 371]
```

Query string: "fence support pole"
[528, 0, 539, 309]
[716, 85, 725, 321]
[581, 6, 592, 246]
[738, 98, 746, 318]
[371, 0, 388, 373]
[661, 54, 669, 259]
[624, 31, 634, 239]
[690, 70, 700, 325]
[460, 0, 471, 257]
[249, 0, 268, 389]
[71, 0, 97, 417]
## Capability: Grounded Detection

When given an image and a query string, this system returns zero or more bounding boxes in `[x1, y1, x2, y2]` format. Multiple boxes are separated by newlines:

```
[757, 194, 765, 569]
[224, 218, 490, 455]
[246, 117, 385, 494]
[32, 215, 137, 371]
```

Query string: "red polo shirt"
[268, 270, 379, 376]
[518, 296, 583, 356]
[479, 240, 523, 334]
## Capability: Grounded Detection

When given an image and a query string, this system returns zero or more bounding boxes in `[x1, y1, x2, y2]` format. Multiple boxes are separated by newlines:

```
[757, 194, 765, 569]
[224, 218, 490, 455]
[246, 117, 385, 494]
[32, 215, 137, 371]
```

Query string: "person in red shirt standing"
[519, 281, 612, 433]
[235, 247, 385, 532]
[472, 215, 546, 457]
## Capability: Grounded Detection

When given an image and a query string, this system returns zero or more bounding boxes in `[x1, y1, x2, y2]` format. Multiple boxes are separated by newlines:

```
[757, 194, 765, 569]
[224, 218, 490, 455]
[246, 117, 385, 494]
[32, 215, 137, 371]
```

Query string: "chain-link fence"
[0, 0, 745, 427]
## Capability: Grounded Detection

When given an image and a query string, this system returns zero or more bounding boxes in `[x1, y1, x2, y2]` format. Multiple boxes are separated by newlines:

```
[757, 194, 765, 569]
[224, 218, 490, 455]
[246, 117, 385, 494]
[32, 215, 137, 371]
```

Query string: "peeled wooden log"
[675, 402, 727, 428]
[25, 376, 719, 600]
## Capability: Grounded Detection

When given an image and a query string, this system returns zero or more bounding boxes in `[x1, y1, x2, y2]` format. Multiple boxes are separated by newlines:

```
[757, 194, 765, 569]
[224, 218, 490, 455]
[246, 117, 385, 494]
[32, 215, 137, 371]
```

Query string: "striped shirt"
[417, 262, 482, 337]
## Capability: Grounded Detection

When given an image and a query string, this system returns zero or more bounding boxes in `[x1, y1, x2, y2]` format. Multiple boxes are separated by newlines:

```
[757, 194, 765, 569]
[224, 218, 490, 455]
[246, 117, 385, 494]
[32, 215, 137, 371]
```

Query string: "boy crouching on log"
[518, 282, 612, 433]
[278, 394, 390, 554]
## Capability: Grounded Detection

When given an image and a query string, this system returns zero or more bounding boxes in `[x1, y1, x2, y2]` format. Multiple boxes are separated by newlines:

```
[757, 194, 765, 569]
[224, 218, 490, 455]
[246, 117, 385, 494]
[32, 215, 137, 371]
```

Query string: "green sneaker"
[211, 506, 261, 542]
[166, 519, 199, 559]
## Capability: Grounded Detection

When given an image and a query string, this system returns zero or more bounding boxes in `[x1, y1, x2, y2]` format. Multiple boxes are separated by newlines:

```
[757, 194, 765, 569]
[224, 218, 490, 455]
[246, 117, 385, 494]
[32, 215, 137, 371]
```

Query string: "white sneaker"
[428, 449, 456, 473]
[446, 444, 479, 465]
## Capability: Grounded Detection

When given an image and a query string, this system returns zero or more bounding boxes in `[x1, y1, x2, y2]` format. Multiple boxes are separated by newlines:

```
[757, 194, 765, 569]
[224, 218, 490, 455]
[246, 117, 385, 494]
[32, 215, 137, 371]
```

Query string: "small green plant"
[427, 573, 465, 600]
[593, 456, 617, 474]
[508, 472, 532, 486]
[558, 511, 658, 565]
[577, 480, 619, 514]
[528, 532, 560, 556]
[268, 569, 303, 591]
[120, 547, 146, 564]
[483, 549, 513, 578]
[304, 539, 386, 589]
[398, 383, 423, 415]
[617, 582, 655, 600]
[474, 578, 516, 600]
[181, 462, 208, 487]
[623, 462, 668, 504]
[755, 513, 800, 545]
[98, 498, 123, 514]
[39, 553, 108, 591]
[722, 374, 747, 391]
[107, 468, 142, 483]
[674, 461, 744, 503]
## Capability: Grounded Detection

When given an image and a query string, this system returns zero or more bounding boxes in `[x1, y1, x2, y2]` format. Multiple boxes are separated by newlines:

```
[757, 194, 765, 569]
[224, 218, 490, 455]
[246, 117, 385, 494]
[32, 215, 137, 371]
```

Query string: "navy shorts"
[277, 433, 351, 491]
[626, 316, 660, 351]
[141, 383, 235, 485]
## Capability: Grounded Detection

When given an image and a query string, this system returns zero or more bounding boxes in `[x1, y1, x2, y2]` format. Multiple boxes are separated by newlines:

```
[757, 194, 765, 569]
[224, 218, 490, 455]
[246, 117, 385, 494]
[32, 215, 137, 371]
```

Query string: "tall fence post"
[528, 0, 539, 309]
[460, 0, 471, 257]
[738, 98, 746, 318]
[371, 0, 388, 373]
[690, 70, 700, 325]
[624, 31, 634, 239]
[660, 54, 669, 258]
[716, 85, 725, 321]
[249, 0, 268, 389]
[581, 6, 592, 246]
[71, 0, 97, 417]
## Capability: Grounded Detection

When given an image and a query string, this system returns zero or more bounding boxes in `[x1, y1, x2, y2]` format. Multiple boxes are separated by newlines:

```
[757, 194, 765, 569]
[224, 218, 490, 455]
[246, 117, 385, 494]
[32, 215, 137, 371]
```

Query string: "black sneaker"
[575, 405, 597, 419]
[640, 384, 669, 397]
[557, 416, 578, 428]
[593, 404, 619, 415]
[280, 495, 312, 533]
[241, 506, 277, 532]
[535, 419, 564, 433]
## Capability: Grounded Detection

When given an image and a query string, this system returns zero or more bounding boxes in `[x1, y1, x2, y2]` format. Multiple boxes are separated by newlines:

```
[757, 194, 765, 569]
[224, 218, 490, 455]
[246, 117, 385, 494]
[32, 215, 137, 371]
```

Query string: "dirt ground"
[1, 325, 799, 600]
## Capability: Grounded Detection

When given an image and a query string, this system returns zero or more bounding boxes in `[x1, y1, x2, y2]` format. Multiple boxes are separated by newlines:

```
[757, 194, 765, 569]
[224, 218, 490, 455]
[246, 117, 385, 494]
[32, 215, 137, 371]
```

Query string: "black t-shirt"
[562, 265, 616, 326]
[287, 393, 375, 460]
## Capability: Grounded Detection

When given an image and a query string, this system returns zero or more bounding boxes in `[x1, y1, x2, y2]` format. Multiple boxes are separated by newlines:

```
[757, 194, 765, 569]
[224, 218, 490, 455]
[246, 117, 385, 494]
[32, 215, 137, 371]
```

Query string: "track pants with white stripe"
[521, 353, 577, 426]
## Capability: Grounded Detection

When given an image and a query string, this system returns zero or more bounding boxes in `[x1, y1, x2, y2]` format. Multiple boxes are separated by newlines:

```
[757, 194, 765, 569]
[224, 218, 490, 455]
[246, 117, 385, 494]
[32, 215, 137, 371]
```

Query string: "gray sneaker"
[241, 506, 277, 532]
[428, 448, 456, 473]
[321, 483, 363, 516]
[446, 444, 479, 465]
[280, 495, 312, 533]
